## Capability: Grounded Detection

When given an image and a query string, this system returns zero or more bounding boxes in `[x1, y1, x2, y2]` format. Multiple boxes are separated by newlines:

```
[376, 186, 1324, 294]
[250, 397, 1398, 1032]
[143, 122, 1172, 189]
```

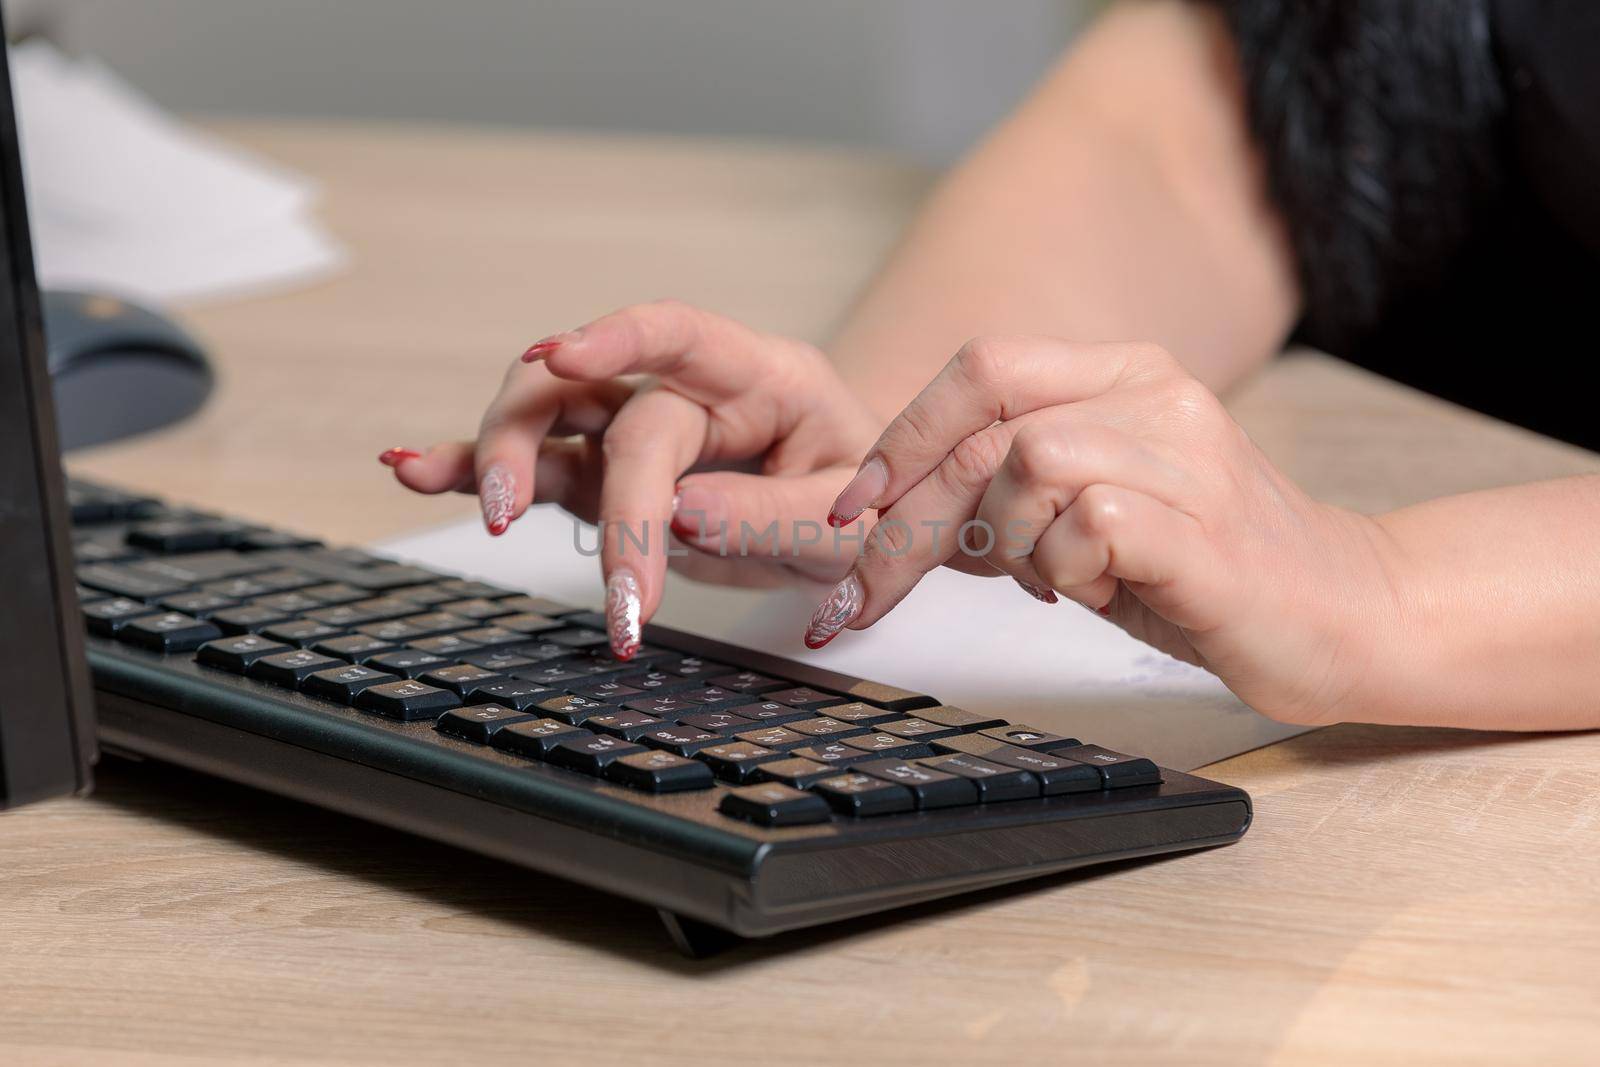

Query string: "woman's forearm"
[828, 0, 1301, 422]
[1360, 476, 1600, 730]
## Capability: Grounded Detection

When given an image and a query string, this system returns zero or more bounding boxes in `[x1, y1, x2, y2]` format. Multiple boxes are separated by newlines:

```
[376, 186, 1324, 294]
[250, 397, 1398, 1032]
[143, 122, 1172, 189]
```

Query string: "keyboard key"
[569, 678, 645, 703]
[251, 591, 327, 614]
[721, 701, 814, 726]
[810, 773, 916, 817]
[978, 725, 1081, 751]
[118, 612, 224, 654]
[418, 664, 505, 696]
[354, 618, 433, 644]
[750, 757, 837, 789]
[468, 680, 559, 711]
[74, 541, 135, 564]
[299, 582, 366, 605]
[918, 754, 1041, 802]
[762, 686, 840, 711]
[210, 604, 291, 635]
[1050, 745, 1162, 788]
[409, 633, 486, 658]
[83, 596, 161, 635]
[913, 705, 1008, 732]
[875, 717, 961, 741]
[789, 743, 876, 768]
[708, 671, 786, 694]
[838, 680, 938, 712]
[461, 649, 539, 673]
[670, 685, 741, 707]
[733, 726, 810, 752]
[719, 783, 832, 826]
[509, 663, 589, 687]
[809, 701, 902, 727]
[390, 583, 461, 607]
[436, 579, 516, 600]
[491, 611, 565, 635]
[158, 591, 240, 618]
[77, 562, 191, 600]
[453, 625, 527, 649]
[932, 735, 1103, 795]
[698, 742, 785, 783]
[234, 530, 321, 552]
[306, 598, 411, 628]
[436, 704, 537, 743]
[198, 576, 274, 600]
[607, 751, 715, 793]
[855, 759, 978, 809]
[396, 612, 474, 637]
[785, 716, 870, 741]
[302, 664, 397, 704]
[496, 595, 584, 617]
[655, 656, 729, 679]
[546, 735, 645, 775]
[621, 695, 696, 718]
[314, 634, 398, 662]
[126, 518, 250, 553]
[247, 649, 343, 687]
[574, 649, 670, 675]
[196, 634, 291, 673]
[490, 719, 591, 760]
[584, 711, 668, 741]
[356, 679, 460, 721]
[615, 669, 698, 694]
[678, 711, 758, 735]
[248, 568, 321, 594]
[365, 649, 452, 678]
[638, 726, 723, 756]
[437, 597, 518, 621]
[256, 619, 345, 648]
[536, 693, 614, 724]
[839, 733, 935, 759]
[541, 627, 609, 649]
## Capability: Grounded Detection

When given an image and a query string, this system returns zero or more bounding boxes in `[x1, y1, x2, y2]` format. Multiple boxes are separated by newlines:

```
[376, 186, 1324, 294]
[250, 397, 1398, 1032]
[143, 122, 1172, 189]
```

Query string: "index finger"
[523, 300, 799, 406]
[826, 337, 1155, 526]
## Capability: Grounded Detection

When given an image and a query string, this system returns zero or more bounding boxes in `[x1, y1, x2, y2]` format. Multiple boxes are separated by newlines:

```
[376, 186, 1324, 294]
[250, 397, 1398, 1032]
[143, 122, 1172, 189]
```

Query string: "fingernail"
[605, 567, 643, 660]
[1014, 578, 1058, 604]
[804, 572, 864, 649]
[378, 447, 421, 467]
[521, 331, 581, 362]
[827, 456, 888, 527]
[670, 483, 725, 542]
[1097, 604, 1111, 617]
[479, 464, 516, 536]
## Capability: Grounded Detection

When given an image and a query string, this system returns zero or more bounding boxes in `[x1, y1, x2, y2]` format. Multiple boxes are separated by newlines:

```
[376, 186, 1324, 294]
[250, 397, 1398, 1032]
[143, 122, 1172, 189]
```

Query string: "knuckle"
[865, 514, 917, 564]
[1006, 425, 1076, 485]
[953, 336, 1013, 391]
[946, 426, 1009, 486]
[1072, 484, 1126, 539]
[1161, 376, 1224, 427]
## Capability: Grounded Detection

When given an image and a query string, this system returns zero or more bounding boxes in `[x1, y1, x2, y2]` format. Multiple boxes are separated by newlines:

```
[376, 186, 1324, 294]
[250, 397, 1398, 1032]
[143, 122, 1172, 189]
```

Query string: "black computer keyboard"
[68, 480, 1252, 949]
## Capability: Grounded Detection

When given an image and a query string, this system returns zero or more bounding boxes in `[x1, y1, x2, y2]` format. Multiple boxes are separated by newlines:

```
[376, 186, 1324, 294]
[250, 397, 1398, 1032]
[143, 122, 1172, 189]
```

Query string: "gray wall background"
[11, 0, 1095, 162]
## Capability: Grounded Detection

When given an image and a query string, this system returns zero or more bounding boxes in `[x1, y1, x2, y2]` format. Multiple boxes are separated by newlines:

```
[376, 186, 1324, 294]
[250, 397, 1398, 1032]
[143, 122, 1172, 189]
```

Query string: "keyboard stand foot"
[657, 909, 741, 958]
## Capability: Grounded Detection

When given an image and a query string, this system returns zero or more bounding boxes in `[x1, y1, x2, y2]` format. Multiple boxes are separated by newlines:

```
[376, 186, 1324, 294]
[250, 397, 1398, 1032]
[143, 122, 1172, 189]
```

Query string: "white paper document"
[377, 507, 1312, 771]
[8, 40, 345, 304]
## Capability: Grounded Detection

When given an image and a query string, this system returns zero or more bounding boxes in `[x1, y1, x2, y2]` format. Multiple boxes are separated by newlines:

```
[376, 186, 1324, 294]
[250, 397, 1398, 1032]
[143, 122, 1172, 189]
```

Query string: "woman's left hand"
[808, 336, 1401, 726]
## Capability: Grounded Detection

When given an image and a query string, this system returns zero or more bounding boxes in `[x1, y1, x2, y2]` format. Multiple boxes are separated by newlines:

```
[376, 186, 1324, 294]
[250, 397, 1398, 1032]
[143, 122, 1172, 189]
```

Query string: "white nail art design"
[805, 572, 863, 649]
[1014, 578, 1059, 604]
[606, 568, 643, 659]
[480, 465, 516, 534]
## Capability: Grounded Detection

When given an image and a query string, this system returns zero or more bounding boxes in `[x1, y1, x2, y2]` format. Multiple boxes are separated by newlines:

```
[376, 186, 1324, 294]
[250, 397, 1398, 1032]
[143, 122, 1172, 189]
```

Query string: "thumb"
[671, 468, 860, 574]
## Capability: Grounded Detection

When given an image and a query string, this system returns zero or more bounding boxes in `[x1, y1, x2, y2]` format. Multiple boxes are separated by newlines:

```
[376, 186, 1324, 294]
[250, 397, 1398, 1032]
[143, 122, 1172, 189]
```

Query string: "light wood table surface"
[5, 121, 1598, 1065]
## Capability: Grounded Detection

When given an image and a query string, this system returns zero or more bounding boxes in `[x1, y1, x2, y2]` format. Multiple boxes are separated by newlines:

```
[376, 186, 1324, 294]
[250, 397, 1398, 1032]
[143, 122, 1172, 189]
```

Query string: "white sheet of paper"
[375, 507, 1312, 771]
[9, 40, 345, 304]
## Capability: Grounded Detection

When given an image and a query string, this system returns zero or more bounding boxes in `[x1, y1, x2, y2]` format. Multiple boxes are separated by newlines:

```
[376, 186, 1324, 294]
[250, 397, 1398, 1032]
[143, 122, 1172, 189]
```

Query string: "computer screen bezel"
[0, 13, 98, 808]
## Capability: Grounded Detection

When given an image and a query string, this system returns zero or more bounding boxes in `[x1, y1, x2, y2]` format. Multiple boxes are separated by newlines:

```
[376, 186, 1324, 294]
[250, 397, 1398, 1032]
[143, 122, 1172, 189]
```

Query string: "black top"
[1212, 0, 1600, 450]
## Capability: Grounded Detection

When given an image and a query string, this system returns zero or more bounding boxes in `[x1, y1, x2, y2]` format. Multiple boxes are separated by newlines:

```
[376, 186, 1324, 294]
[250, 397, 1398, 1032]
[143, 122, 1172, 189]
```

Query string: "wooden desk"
[5, 122, 1598, 1064]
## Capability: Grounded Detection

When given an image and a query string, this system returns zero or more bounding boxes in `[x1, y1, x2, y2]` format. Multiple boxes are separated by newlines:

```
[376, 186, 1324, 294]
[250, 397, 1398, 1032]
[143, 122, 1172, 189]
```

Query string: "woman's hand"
[381, 301, 879, 660]
[809, 336, 1402, 726]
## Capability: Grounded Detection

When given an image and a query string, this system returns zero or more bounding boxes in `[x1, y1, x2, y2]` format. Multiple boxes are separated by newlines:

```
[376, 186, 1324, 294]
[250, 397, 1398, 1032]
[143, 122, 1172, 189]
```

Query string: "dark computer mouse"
[42, 290, 214, 451]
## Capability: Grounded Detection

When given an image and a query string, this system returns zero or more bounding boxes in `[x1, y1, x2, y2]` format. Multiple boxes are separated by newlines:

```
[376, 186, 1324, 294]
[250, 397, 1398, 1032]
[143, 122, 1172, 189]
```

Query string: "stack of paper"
[8, 40, 345, 304]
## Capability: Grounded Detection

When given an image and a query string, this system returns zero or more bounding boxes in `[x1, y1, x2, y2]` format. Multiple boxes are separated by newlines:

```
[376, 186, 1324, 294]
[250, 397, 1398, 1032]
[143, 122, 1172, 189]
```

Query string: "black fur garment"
[1198, 0, 1509, 354]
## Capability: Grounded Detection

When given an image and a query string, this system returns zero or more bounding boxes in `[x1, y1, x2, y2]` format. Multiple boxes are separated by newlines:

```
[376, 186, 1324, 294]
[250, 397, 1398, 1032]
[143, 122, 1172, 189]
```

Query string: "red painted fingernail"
[1096, 604, 1111, 617]
[378, 447, 421, 467]
[480, 464, 516, 536]
[804, 573, 864, 649]
[828, 456, 887, 528]
[1014, 579, 1058, 605]
[521, 331, 580, 362]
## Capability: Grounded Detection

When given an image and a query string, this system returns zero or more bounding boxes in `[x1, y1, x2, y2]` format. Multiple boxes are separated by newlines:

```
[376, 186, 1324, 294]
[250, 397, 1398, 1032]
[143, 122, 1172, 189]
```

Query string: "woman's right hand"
[378, 300, 881, 659]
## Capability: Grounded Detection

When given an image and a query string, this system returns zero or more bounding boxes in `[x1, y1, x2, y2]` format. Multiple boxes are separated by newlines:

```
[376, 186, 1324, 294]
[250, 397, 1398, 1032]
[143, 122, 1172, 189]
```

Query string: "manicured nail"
[479, 464, 516, 536]
[605, 568, 643, 660]
[1096, 604, 1111, 617]
[1014, 578, 1058, 604]
[804, 572, 864, 649]
[378, 447, 421, 467]
[827, 456, 888, 527]
[670, 482, 725, 542]
[521, 331, 580, 362]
